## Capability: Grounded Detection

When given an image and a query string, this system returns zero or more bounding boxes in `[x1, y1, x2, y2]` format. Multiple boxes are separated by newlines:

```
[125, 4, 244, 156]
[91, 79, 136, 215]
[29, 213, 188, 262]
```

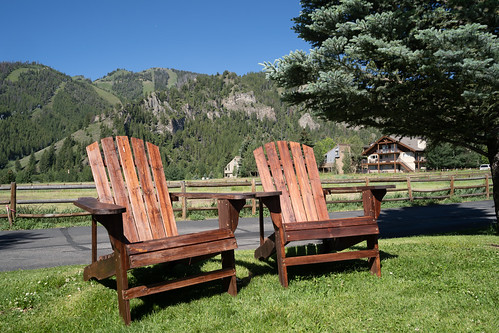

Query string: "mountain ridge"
[0, 61, 379, 182]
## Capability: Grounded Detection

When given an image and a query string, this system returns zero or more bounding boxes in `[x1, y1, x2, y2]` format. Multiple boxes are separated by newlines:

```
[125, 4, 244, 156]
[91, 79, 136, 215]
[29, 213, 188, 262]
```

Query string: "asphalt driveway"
[0, 200, 495, 272]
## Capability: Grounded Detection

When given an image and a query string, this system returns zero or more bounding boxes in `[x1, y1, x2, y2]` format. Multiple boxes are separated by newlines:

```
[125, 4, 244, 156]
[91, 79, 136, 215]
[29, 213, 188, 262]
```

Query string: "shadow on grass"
[246, 242, 397, 283]
[289, 244, 397, 281]
[90, 255, 276, 322]
[89, 242, 398, 322]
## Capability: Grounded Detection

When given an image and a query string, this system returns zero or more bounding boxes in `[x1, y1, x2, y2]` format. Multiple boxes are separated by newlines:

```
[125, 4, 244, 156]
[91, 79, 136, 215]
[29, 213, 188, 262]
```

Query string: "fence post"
[365, 177, 369, 186]
[9, 182, 16, 225]
[406, 177, 413, 202]
[251, 178, 256, 215]
[6, 206, 12, 227]
[181, 181, 187, 220]
[450, 176, 455, 197]
[485, 175, 490, 199]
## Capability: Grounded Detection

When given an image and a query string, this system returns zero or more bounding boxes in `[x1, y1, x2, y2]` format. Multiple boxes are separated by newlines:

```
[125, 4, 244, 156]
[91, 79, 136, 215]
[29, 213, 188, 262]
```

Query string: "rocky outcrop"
[222, 92, 276, 121]
[298, 113, 320, 130]
[142, 92, 185, 134]
[144, 92, 166, 116]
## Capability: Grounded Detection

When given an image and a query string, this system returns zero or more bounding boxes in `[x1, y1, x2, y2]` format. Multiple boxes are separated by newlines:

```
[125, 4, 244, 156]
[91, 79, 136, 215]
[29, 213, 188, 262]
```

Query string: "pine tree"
[264, 0, 499, 225]
[26, 151, 37, 176]
[39, 145, 55, 174]
[15, 159, 22, 172]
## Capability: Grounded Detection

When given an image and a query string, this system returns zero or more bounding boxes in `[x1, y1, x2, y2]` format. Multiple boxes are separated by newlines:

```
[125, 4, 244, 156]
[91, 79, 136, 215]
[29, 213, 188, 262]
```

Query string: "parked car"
[479, 164, 491, 170]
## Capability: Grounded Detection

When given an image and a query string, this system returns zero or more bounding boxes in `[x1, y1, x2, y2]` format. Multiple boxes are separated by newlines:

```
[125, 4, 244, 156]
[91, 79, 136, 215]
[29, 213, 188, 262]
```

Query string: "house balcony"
[361, 160, 426, 173]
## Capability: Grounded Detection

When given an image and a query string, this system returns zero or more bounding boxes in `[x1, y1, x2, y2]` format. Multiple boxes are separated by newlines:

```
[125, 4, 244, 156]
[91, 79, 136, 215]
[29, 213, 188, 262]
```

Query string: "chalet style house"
[224, 156, 242, 178]
[362, 136, 426, 173]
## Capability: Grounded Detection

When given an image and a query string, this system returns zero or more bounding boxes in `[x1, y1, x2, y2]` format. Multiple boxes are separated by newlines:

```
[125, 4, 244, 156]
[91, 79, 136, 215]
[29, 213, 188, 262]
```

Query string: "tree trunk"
[487, 134, 499, 233]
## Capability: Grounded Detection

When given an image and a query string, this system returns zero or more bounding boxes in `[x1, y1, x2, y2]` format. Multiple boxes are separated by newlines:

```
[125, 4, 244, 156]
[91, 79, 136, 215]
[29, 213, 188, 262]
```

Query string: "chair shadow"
[265, 243, 397, 281]
[90, 243, 396, 321]
[91, 255, 275, 322]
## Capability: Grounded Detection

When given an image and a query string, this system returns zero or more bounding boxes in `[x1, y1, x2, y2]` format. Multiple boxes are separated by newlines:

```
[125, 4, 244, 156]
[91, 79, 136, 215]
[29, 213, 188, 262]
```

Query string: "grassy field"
[6, 67, 33, 82]
[92, 85, 122, 106]
[0, 232, 497, 332]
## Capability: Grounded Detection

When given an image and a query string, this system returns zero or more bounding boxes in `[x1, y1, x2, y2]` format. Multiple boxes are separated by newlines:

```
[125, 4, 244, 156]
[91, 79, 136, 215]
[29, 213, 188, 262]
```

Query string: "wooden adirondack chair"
[74, 136, 250, 325]
[253, 141, 394, 287]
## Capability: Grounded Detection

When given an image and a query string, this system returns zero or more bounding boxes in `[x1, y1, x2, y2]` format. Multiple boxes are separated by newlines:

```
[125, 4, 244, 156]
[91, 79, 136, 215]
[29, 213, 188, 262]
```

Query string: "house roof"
[325, 144, 350, 155]
[362, 135, 426, 156]
[398, 137, 426, 151]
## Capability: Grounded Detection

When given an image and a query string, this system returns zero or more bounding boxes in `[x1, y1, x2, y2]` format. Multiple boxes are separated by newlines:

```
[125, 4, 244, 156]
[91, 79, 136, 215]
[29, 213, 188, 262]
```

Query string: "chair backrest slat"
[254, 141, 329, 224]
[261, 142, 297, 223]
[146, 141, 178, 236]
[115, 136, 153, 241]
[288, 141, 319, 221]
[100, 137, 140, 242]
[86, 142, 113, 204]
[253, 146, 274, 190]
[277, 141, 307, 221]
[131, 138, 167, 239]
[89, 137, 178, 242]
[302, 144, 329, 220]
[254, 145, 295, 220]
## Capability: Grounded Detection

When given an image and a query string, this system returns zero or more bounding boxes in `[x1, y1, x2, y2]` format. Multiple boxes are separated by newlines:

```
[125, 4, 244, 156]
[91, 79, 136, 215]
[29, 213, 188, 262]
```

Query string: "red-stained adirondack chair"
[253, 141, 394, 287]
[75, 137, 251, 325]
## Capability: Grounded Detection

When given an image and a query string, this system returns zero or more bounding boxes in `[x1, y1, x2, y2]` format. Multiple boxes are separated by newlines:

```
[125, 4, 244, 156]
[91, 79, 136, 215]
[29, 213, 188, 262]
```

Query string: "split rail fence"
[0, 173, 493, 227]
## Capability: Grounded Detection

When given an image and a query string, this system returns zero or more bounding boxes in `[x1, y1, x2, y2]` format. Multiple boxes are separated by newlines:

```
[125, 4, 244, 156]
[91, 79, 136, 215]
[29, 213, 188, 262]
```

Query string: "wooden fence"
[0, 173, 493, 226]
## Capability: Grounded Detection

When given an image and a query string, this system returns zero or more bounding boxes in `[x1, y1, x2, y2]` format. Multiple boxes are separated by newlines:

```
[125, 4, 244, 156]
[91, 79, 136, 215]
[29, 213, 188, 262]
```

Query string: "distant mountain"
[0, 62, 113, 170]
[0, 61, 379, 183]
[94, 67, 198, 102]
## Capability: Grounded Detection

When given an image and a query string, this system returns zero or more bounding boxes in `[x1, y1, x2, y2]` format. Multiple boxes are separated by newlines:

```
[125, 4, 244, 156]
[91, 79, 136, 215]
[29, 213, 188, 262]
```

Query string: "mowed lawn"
[0, 233, 498, 332]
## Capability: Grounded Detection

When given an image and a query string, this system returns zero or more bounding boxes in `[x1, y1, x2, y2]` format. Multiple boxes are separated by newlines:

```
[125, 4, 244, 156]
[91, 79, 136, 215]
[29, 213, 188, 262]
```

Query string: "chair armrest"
[323, 185, 395, 195]
[254, 191, 281, 198]
[170, 192, 259, 200]
[169, 193, 179, 202]
[74, 197, 126, 215]
[254, 191, 283, 229]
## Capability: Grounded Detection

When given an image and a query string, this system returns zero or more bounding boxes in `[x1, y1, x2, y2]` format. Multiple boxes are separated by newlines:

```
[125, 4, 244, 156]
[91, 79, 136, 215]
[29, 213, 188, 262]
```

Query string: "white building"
[224, 156, 242, 178]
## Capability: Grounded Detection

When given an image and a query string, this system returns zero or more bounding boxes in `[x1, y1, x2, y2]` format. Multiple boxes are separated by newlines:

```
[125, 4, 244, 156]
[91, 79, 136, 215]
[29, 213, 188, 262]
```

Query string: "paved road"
[0, 200, 495, 272]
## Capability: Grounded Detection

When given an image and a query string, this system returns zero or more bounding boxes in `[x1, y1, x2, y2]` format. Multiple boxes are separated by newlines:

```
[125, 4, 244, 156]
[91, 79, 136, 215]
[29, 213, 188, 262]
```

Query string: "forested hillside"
[0, 62, 113, 171]
[0, 61, 380, 183]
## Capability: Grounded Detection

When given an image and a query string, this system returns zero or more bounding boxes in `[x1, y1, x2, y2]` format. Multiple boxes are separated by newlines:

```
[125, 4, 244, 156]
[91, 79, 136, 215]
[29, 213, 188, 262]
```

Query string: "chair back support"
[87, 136, 177, 243]
[254, 141, 330, 224]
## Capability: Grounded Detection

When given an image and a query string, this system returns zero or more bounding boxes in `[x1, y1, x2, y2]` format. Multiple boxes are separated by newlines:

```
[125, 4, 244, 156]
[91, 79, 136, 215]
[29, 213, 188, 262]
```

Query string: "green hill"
[0, 62, 379, 183]
[93, 67, 197, 101]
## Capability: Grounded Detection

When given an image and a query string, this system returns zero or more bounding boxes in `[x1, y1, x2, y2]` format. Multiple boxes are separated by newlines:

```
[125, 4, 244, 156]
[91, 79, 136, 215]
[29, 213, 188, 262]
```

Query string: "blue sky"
[1, 0, 310, 80]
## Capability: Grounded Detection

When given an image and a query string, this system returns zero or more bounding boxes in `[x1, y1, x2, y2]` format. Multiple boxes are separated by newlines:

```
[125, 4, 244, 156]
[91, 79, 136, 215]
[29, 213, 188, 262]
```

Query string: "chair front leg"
[259, 195, 288, 286]
[91, 217, 97, 263]
[367, 235, 381, 277]
[274, 228, 288, 287]
[114, 242, 131, 325]
[221, 250, 237, 296]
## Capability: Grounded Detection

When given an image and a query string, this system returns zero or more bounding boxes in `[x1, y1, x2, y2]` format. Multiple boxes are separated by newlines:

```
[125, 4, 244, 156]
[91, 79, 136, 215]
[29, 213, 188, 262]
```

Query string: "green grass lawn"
[1, 233, 498, 332]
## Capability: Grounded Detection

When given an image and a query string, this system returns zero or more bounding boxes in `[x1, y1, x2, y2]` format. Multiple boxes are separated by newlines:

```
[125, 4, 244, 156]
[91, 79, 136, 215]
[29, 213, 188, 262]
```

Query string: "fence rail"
[0, 172, 493, 227]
